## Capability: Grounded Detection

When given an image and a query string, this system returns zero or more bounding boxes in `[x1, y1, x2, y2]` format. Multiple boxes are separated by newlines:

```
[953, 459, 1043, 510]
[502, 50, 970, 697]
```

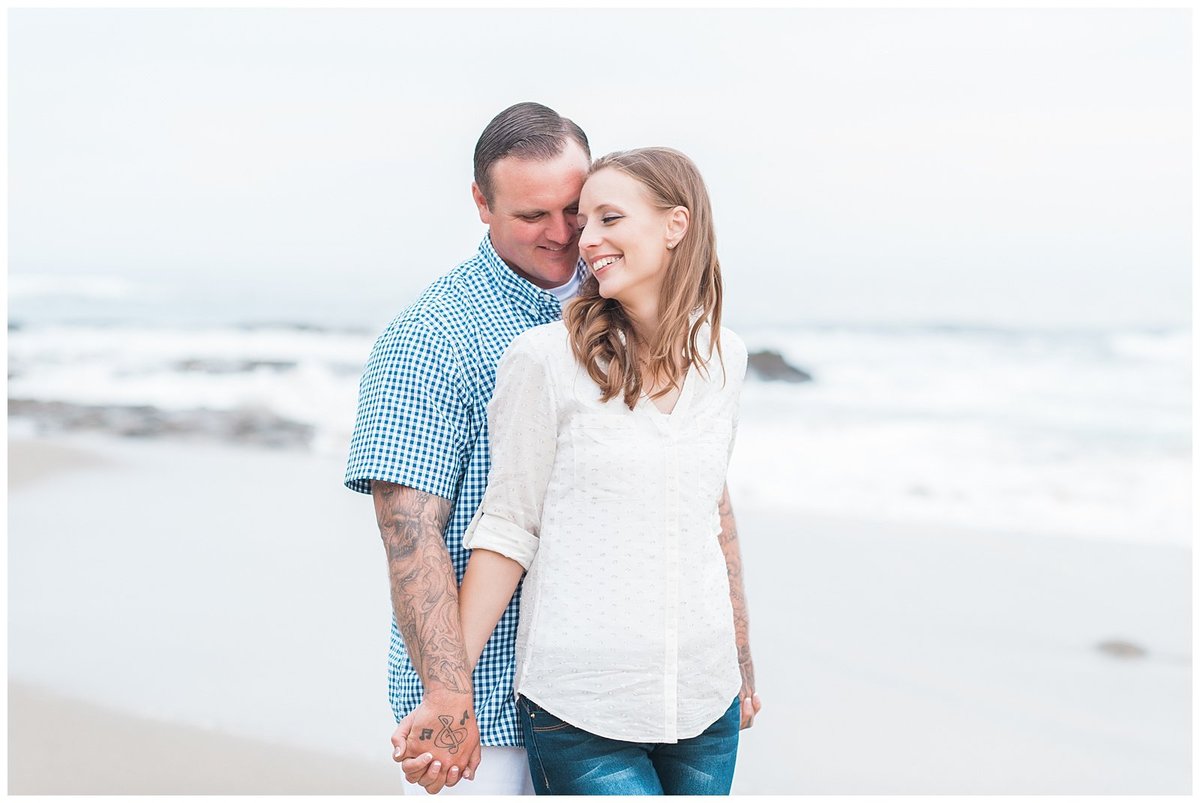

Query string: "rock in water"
[1096, 639, 1147, 659]
[746, 350, 812, 383]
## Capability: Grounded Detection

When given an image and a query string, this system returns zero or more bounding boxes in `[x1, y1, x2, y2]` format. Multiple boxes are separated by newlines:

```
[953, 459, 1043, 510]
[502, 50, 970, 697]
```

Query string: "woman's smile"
[591, 255, 623, 274]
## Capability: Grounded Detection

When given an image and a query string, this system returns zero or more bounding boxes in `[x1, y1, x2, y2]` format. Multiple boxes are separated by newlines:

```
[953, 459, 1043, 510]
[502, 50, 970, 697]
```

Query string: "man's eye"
[521, 214, 544, 221]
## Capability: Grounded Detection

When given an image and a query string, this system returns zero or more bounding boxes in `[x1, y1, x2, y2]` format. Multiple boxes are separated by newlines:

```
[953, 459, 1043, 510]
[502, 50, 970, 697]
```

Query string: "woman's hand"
[738, 658, 762, 729]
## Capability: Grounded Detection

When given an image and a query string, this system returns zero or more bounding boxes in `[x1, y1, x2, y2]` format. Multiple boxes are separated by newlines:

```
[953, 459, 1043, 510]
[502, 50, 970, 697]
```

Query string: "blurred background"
[6, 7, 1191, 794]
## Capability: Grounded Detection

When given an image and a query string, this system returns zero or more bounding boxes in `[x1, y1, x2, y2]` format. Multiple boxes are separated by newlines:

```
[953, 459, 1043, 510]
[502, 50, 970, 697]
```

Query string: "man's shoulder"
[374, 256, 502, 346]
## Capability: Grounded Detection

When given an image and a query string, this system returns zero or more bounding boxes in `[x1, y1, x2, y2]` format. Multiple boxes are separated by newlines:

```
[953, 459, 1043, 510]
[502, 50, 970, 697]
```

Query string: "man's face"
[472, 141, 591, 289]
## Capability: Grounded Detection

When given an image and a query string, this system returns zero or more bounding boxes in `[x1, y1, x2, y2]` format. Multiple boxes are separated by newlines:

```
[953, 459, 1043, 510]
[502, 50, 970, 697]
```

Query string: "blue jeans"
[517, 695, 740, 795]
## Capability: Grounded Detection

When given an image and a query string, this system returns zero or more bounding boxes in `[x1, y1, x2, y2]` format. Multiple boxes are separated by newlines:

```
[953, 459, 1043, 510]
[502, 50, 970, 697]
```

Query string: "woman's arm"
[460, 548, 526, 671]
[459, 335, 559, 664]
[718, 483, 762, 729]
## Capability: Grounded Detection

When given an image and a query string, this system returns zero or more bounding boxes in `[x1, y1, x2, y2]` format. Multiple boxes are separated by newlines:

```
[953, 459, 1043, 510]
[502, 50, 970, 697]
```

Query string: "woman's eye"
[601, 215, 622, 225]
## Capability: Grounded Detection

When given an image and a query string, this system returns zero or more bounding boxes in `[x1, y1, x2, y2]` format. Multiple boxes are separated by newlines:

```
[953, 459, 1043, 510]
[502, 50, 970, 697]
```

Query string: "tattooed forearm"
[718, 485, 753, 673]
[373, 482, 472, 695]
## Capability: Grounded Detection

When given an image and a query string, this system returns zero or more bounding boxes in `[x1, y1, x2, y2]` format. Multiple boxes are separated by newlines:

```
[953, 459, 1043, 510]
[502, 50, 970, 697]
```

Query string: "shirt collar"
[477, 234, 588, 321]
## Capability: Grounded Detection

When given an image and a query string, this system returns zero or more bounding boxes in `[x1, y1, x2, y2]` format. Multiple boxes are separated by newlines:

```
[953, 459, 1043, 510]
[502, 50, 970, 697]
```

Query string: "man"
[344, 102, 592, 795]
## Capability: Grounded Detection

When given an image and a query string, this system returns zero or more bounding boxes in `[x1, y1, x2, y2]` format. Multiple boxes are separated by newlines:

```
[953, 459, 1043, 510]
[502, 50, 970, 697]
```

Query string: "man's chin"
[546, 249, 578, 267]
[538, 256, 579, 282]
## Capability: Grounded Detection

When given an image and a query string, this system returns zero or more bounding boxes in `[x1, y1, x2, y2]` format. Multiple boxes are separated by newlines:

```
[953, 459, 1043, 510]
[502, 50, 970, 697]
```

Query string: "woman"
[427, 147, 759, 795]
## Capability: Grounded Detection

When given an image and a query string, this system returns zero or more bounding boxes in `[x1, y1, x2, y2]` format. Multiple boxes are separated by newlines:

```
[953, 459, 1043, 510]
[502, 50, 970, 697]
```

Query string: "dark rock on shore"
[8, 399, 313, 449]
[1096, 639, 1148, 659]
[746, 350, 812, 383]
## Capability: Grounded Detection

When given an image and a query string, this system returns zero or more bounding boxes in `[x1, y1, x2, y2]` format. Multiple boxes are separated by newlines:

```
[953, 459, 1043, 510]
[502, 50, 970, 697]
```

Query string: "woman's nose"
[578, 221, 600, 251]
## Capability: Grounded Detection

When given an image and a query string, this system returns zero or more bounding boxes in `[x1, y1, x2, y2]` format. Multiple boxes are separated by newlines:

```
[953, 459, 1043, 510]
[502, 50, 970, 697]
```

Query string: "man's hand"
[738, 658, 763, 729]
[394, 690, 481, 794]
[391, 708, 449, 791]
[390, 702, 481, 794]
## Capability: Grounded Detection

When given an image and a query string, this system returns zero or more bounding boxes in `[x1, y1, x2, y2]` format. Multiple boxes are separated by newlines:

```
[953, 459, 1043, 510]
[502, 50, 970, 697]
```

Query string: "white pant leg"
[401, 745, 535, 796]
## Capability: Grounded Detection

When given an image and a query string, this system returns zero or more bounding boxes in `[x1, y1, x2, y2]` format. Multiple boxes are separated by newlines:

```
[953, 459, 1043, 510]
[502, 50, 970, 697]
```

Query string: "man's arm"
[373, 481, 480, 792]
[718, 483, 762, 729]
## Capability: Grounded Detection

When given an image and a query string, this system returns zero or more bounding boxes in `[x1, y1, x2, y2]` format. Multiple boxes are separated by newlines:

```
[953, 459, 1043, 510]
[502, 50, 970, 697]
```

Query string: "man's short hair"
[473, 102, 590, 203]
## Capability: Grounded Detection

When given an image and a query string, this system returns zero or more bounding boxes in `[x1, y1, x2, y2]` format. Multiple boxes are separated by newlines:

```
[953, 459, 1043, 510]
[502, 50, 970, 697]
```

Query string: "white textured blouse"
[462, 319, 746, 744]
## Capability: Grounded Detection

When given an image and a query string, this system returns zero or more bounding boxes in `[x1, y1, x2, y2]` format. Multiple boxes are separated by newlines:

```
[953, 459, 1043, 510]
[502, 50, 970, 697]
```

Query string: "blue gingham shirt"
[345, 235, 585, 747]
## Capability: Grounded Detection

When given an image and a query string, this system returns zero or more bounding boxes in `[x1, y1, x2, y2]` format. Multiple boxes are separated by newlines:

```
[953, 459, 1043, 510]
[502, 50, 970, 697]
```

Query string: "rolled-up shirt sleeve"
[462, 335, 558, 570]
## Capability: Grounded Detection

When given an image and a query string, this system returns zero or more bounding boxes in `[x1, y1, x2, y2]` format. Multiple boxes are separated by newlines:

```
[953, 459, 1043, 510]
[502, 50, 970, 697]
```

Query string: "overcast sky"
[7, 8, 1191, 330]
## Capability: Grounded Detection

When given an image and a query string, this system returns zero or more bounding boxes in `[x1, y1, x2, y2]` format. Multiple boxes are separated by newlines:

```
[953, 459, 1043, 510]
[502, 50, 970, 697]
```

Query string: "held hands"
[391, 690, 482, 794]
[738, 657, 763, 730]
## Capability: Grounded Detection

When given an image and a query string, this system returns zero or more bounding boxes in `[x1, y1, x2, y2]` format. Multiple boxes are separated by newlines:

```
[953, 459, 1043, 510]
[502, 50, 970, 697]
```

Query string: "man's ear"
[665, 206, 690, 249]
[471, 182, 492, 225]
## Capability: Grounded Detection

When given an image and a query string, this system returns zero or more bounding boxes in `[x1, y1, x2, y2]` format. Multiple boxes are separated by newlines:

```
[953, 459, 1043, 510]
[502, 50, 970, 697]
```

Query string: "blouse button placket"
[663, 418, 681, 741]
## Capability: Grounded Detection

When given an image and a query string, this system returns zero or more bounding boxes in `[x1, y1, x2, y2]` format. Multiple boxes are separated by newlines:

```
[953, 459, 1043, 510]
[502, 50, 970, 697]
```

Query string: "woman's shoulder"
[714, 325, 748, 381]
[717, 326, 747, 359]
[503, 320, 571, 365]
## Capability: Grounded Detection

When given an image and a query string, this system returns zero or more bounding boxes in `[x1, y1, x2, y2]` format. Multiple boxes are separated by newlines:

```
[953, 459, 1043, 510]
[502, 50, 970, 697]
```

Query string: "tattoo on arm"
[373, 482, 471, 695]
[718, 486, 753, 680]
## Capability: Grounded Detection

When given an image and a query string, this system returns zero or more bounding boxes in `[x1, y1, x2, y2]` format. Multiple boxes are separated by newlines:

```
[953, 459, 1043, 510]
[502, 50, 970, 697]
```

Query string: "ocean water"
[7, 316, 1191, 547]
[733, 325, 1191, 546]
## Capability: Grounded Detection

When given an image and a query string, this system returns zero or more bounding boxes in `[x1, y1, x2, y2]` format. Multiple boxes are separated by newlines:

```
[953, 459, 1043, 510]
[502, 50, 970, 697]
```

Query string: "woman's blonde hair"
[563, 147, 723, 410]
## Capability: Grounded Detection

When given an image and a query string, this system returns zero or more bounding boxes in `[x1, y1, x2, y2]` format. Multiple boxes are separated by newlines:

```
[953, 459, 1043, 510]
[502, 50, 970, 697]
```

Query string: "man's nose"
[545, 213, 576, 246]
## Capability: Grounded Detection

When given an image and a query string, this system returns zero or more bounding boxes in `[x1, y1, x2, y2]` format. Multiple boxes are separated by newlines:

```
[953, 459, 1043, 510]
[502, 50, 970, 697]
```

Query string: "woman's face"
[577, 168, 675, 307]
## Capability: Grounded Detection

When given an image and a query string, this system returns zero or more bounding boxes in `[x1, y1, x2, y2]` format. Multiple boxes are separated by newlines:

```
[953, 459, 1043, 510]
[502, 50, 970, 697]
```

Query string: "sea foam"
[7, 321, 1191, 546]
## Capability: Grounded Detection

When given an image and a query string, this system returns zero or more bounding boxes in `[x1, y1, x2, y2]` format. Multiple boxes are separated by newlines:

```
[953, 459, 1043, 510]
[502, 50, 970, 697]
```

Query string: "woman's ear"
[665, 206, 690, 250]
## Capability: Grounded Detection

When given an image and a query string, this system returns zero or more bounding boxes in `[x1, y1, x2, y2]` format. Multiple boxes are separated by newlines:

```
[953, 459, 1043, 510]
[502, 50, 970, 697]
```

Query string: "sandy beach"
[6, 433, 1191, 794]
[7, 680, 397, 794]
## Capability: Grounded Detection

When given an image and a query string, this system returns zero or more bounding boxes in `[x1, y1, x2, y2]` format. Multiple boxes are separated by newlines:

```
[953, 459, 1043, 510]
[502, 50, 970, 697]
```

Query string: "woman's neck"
[622, 298, 660, 344]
